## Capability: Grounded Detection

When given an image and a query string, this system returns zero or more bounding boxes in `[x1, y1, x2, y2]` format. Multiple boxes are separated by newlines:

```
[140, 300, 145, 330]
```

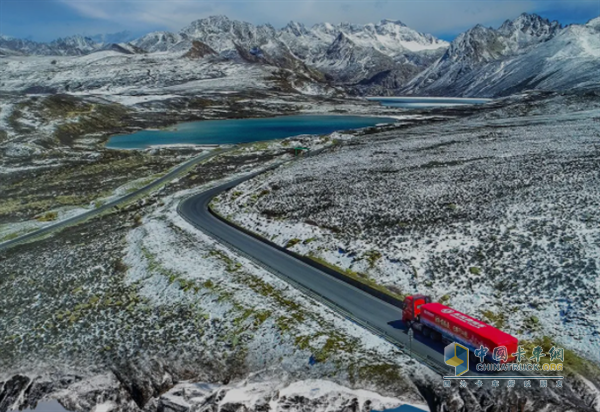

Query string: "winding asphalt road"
[0, 149, 228, 252]
[2, 145, 524, 379]
[178, 167, 453, 376]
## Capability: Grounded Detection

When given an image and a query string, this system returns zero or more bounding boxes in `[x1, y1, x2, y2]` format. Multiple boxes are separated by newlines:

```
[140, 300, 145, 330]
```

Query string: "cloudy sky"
[1, 0, 599, 41]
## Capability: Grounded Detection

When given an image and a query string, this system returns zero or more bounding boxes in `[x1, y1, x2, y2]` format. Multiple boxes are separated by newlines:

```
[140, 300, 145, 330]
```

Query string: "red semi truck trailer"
[402, 294, 518, 362]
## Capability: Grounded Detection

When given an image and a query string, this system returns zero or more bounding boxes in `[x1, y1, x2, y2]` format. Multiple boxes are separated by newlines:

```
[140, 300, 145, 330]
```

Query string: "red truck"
[402, 294, 518, 362]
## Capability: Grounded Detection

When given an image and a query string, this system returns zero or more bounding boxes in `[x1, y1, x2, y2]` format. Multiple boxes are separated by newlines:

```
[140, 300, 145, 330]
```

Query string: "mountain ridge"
[1, 13, 599, 97]
[402, 13, 600, 96]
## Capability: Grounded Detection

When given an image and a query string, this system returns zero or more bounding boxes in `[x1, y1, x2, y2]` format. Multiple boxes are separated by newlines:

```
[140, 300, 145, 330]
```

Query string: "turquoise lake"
[106, 115, 398, 149]
[367, 96, 492, 108]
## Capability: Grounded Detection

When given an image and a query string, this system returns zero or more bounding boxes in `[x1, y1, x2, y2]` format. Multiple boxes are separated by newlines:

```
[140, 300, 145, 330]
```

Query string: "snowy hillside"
[3, 13, 600, 96]
[132, 31, 190, 53]
[214, 92, 600, 367]
[404, 14, 600, 96]
[0, 34, 100, 56]
[1, 15, 448, 94]
[0, 50, 333, 97]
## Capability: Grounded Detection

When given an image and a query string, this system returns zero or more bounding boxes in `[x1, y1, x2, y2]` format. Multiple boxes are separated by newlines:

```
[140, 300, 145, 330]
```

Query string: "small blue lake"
[367, 96, 491, 108]
[106, 114, 398, 149]
[373, 405, 427, 412]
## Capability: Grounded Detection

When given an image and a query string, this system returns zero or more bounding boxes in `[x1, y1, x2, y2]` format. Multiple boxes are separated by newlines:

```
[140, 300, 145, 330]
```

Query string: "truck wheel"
[422, 327, 431, 338]
[431, 331, 442, 342]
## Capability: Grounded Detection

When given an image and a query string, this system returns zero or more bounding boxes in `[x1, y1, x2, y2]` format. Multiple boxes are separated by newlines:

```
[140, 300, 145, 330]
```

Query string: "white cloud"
[56, 0, 594, 36]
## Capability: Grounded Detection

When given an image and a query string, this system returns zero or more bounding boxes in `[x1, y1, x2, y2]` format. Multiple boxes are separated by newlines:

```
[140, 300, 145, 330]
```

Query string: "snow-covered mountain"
[132, 31, 190, 53]
[403, 13, 600, 96]
[1, 15, 448, 92]
[0, 35, 58, 56]
[48, 35, 99, 55]
[89, 30, 136, 45]
[588, 16, 600, 30]
[0, 34, 96, 56]
[131, 15, 448, 87]
[0, 34, 139, 56]
[2, 13, 600, 97]
[277, 19, 448, 89]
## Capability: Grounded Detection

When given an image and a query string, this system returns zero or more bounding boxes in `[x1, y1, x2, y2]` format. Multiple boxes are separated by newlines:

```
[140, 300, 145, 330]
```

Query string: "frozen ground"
[0, 52, 297, 96]
[214, 92, 600, 369]
[0, 146, 438, 412]
[2, 93, 600, 411]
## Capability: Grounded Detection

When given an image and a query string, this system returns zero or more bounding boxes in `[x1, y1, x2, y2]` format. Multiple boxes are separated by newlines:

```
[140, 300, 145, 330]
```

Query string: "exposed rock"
[403, 13, 600, 96]
[0, 375, 31, 411]
[156, 395, 190, 412]
[111, 360, 176, 409]
[182, 41, 217, 59]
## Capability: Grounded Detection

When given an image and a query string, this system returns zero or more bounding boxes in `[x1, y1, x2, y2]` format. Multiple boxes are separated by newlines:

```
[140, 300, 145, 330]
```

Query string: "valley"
[1, 8, 600, 412]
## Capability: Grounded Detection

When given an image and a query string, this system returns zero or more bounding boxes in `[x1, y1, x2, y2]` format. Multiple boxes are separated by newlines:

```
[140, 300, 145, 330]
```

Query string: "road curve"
[0, 149, 229, 252]
[178, 168, 452, 376]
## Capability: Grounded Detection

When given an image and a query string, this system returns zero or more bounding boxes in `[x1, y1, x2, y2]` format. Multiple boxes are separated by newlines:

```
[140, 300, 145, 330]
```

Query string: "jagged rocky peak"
[181, 15, 276, 42]
[50, 34, 97, 52]
[326, 32, 356, 56]
[336, 21, 366, 34]
[282, 21, 309, 36]
[499, 13, 561, 34]
[310, 22, 340, 41]
[498, 12, 562, 45]
[379, 19, 408, 27]
[132, 31, 188, 52]
[305, 19, 448, 52]
[586, 16, 600, 30]
[372, 19, 449, 51]
[442, 14, 561, 65]
[177, 15, 284, 59]
[181, 14, 234, 34]
[0, 35, 41, 55]
[443, 24, 504, 63]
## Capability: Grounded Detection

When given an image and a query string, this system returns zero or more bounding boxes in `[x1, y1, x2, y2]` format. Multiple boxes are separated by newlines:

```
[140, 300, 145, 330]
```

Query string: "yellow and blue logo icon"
[445, 342, 469, 376]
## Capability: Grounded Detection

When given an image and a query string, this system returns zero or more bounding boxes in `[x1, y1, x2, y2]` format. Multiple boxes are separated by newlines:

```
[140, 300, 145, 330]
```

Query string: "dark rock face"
[0, 375, 82, 412]
[22, 378, 58, 411]
[183, 41, 217, 59]
[0, 375, 31, 411]
[112, 360, 176, 409]
[2, 367, 600, 412]
[156, 397, 190, 412]
[413, 378, 600, 412]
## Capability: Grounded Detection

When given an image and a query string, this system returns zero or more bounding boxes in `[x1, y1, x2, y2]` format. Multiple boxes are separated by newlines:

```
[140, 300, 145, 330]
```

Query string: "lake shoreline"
[105, 114, 400, 150]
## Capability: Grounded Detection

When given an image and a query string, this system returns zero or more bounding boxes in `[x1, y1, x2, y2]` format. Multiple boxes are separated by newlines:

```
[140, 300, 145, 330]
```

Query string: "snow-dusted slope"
[0, 33, 145, 57]
[403, 13, 600, 97]
[278, 18, 448, 87]
[279, 19, 447, 59]
[89, 30, 135, 45]
[0, 34, 100, 56]
[1, 15, 448, 92]
[0, 51, 278, 95]
[180, 15, 281, 56]
[588, 16, 600, 30]
[4, 13, 599, 96]
[132, 31, 190, 53]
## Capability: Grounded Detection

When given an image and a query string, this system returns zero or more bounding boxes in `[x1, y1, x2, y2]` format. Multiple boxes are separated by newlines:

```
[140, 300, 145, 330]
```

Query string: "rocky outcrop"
[0, 374, 81, 412]
[402, 13, 600, 96]
[0, 15, 448, 93]
[0, 375, 32, 411]
[182, 41, 217, 59]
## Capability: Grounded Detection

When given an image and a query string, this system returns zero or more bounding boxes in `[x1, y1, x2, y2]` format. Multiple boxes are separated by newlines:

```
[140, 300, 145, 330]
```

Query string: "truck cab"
[402, 294, 431, 324]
